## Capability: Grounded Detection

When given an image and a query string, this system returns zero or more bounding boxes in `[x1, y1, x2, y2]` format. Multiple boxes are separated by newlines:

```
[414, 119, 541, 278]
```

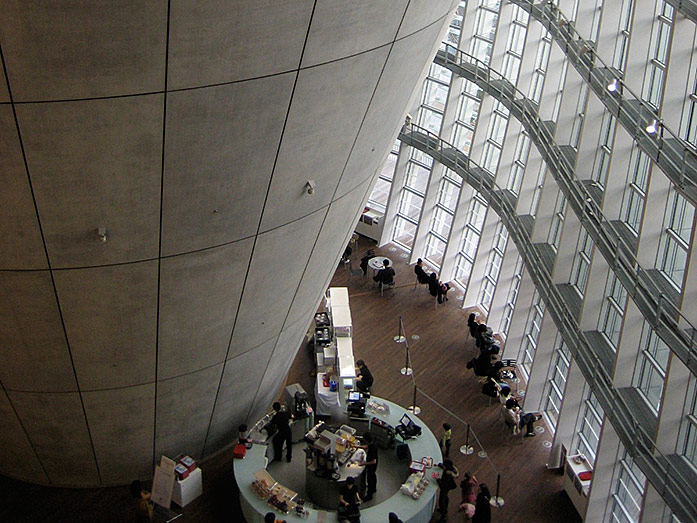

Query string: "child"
[440, 423, 452, 458]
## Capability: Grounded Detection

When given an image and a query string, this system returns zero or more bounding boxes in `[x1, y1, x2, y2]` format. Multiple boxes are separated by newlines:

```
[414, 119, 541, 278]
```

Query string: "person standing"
[362, 433, 378, 501]
[436, 459, 459, 522]
[355, 360, 373, 393]
[439, 423, 452, 458]
[459, 472, 478, 517]
[271, 402, 293, 462]
[472, 483, 492, 523]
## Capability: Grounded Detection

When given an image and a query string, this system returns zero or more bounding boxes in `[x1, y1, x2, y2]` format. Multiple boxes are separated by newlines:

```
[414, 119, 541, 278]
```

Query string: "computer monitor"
[348, 391, 361, 402]
[400, 413, 414, 428]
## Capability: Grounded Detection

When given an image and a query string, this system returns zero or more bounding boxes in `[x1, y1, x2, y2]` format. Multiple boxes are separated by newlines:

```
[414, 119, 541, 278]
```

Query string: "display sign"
[151, 455, 176, 509]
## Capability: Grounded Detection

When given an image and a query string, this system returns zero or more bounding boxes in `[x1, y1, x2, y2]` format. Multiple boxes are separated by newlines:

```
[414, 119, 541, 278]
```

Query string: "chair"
[347, 259, 364, 277]
[380, 280, 395, 296]
[502, 406, 524, 444]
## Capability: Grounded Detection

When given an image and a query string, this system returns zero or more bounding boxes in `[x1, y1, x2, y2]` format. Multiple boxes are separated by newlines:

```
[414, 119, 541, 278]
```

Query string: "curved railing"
[510, 0, 697, 208]
[398, 123, 696, 522]
[435, 43, 697, 380]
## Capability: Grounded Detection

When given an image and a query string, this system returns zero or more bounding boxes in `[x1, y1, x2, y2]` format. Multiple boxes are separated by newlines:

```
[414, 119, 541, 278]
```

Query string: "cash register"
[347, 391, 367, 417]
[395, 413, 421, 439]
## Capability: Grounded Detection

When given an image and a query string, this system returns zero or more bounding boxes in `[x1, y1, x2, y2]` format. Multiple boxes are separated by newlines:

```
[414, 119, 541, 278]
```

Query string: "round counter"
[234, 397, 442, 522]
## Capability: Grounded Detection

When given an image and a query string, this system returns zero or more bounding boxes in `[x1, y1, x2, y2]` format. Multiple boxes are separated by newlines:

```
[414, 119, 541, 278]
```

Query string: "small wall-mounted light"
[305, 180, 316, 195]
[645, 119, 661, 135]
[97, 227, 108, 243]
[607, 78, 619, 93]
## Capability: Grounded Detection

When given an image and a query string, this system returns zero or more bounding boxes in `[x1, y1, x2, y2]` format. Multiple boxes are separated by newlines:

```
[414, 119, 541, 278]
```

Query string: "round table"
[234, 397, 441, 522]
[368, 256, 392, 273]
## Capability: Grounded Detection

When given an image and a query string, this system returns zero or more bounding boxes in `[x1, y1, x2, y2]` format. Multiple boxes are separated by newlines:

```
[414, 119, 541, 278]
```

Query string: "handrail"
[510, 0, 697, 208]
[397, 123, 697, 522]
[434, 43, 697, 380]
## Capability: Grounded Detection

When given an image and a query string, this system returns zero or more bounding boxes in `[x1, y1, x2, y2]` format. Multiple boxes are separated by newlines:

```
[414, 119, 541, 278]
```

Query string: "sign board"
[151, 455, 176, 509]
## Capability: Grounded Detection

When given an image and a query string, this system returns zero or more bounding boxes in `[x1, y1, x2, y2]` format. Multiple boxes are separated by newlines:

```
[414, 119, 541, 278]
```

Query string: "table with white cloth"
[367, 256, 392, 275]
[315, 373, 344, 421]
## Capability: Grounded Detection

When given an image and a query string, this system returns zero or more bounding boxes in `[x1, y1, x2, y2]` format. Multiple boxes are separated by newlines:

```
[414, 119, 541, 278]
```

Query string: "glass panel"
[397, 190, 423, 221]
[454, 254, 473, 285]
[381, 152, 397, 181]
[438, 179, 460, 212]
[425, 233, 446, 268]
[431, 207, 454, 240]
[367, 178, 391, 212]
[392, 216, 416, 249]
[405, 162, 430, 194]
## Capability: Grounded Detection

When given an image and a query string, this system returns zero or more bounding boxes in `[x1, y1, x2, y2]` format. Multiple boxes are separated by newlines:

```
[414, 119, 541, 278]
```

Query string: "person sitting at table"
[467, 313, 480, 338]
[414, 258, 430, 284]
[481, 376, 505, 399]
[355, 360, 373, 393]
[428, 273, 450, 303]
[373, 259, 395, 285]
[338, 476, 361, 522]
[498, 385, 520, 409]
[360, 254, 370, 275]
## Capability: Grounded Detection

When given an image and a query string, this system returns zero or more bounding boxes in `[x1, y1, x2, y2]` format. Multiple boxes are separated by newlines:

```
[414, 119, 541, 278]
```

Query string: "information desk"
[234, 397, 441, 523]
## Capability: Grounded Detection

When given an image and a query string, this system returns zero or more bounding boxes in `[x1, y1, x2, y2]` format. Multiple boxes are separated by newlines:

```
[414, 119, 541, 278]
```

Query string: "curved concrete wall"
[0, 1, 456, 485]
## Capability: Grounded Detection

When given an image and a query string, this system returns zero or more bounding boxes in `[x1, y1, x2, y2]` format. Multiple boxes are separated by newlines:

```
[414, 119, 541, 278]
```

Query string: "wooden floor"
[0, 238, 580, 523]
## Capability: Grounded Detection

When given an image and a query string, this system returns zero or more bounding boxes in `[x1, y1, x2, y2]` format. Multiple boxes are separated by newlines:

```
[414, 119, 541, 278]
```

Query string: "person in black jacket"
[373, 259, 395, 284]
[472, 483, 492, 523]
[414, 258, 430, 284]
[338, 476, 361, 522]
[428, 273, 450, 303]
[355, 360, 373, 393]
[361, 432, 378, 501]
[436, 459, 459, 521]
[271, 402, 293, 462]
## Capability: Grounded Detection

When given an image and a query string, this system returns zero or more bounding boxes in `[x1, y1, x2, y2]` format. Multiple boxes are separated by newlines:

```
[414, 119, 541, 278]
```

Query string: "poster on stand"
[151, 455, 176, 509]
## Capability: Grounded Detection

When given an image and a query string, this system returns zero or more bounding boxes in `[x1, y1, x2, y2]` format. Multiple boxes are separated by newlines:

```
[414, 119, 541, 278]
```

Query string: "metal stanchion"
[460, 424, 474, 455]
[408, 384, 421, 415]
[395, 316, 413, 376]
[490, 474, 504, 507]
